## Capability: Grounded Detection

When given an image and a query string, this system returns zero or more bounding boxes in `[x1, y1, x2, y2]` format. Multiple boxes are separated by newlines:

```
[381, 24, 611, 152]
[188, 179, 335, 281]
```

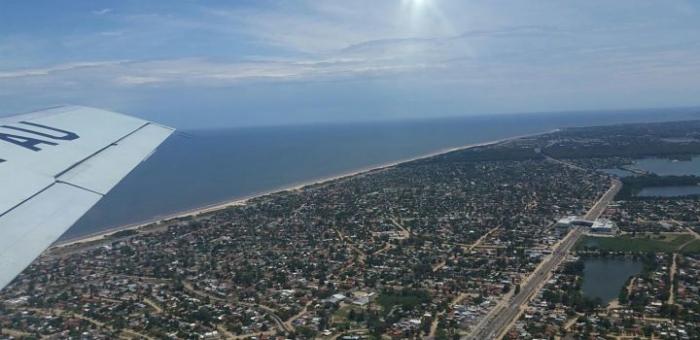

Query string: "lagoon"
[581, 258, 642, 304]
[635, 156, 700, 176]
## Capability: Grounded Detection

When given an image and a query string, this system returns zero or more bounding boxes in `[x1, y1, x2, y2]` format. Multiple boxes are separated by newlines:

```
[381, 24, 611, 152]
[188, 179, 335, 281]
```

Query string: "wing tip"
[1, 105, 175, 131]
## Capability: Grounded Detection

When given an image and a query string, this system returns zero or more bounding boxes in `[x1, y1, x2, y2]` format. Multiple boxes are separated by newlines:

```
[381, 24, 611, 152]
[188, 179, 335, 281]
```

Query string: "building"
[556, 216, 594, 230]
[591, 219, 615, 234]
[556, 216, 577, 229]
[327, 293, 347, 304]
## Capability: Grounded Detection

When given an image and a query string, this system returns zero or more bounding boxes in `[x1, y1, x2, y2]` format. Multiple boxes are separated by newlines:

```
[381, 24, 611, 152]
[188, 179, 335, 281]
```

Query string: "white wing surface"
[0, 106, 174, 289]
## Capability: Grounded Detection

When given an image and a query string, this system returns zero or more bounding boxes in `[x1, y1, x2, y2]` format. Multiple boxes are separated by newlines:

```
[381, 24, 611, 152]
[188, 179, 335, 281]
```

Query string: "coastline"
[52, 129, 557, 249]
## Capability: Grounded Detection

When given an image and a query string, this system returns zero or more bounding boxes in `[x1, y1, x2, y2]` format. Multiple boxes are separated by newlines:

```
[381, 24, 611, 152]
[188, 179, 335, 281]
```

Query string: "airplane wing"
[0, 106, 174, 289]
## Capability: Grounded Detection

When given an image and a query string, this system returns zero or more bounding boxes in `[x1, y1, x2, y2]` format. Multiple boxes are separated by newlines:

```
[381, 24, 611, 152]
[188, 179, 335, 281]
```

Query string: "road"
[467, 226, 584, 339]
[584, 179, 622, 220]
[467, 179, 621, 339]
[668, 253, 677, 305]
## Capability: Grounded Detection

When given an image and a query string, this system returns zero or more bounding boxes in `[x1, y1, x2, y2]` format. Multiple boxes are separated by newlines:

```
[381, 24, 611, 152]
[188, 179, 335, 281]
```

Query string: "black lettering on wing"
[3, 121, 79, 141]
[0, 133, 58, 151]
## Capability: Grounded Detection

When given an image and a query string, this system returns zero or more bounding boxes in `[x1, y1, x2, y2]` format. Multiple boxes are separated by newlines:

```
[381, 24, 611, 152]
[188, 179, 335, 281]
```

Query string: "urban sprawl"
[3, 120, 700, 339]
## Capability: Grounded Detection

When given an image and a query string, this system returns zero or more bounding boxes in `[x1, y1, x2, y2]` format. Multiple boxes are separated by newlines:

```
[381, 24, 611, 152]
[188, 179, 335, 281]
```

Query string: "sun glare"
[404, 0, 428, 10]
[400, 0, 452, 37]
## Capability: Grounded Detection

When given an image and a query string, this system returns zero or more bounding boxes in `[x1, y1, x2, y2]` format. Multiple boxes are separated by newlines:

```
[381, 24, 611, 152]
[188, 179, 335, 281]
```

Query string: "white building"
[556, 216, 594, 229]
[556, 216, 578, 228]
[591, 219, 616, 234]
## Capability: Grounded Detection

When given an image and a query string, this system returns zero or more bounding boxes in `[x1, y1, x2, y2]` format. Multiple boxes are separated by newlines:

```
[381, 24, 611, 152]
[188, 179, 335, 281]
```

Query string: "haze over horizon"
[2, 0, 700, 128]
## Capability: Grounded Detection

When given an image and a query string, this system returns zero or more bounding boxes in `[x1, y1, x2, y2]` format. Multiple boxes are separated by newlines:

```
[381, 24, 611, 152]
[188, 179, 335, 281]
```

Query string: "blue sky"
[1, 0, 699, 128]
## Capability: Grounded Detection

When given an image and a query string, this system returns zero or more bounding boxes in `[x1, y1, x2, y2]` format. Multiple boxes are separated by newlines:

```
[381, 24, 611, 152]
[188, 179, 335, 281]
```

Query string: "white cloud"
[2, 0, 700, 120]
[92, 8, 113, 16]
[115, 75, 163, 85]
[0, 61, 127, 79]
[207, 1, 467, 54]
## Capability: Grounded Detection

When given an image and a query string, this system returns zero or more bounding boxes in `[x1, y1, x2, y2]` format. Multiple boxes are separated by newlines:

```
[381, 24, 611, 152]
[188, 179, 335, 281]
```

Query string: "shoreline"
[52, 129, 557, 248]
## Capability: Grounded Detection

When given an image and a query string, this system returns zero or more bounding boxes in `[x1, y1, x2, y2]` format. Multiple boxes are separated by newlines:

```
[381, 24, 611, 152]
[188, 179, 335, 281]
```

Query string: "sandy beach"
[52, 129, 557, 249]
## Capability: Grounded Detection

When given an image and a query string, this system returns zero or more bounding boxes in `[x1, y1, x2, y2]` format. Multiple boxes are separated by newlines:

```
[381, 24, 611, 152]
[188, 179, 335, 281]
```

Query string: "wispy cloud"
[92, 8, 112, 16]
[0, 57, 445, 88]
[1, 0, 700, 126]
[4, 34, 700, 91]
[0, 61, 127, 79]
[2, 0, 700, 90]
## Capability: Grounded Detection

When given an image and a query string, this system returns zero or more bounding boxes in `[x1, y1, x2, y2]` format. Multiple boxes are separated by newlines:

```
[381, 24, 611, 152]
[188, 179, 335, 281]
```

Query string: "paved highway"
[584, 179, 622, 220]
[467, 179, 621, 339]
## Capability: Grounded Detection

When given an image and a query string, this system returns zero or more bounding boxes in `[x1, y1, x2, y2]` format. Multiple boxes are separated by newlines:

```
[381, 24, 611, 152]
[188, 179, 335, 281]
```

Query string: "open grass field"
[332, 304, 365, 324]
[376, 289, 431, 316]
[576, 233, 700, 253]
[680, 239, 700, 253]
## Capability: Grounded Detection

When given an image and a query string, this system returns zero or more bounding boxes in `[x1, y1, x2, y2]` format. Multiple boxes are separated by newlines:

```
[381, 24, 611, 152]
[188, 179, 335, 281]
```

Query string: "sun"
[405, 0, 428, 8]
[401, 0, 451, 36]
[402, 0, 430, 20]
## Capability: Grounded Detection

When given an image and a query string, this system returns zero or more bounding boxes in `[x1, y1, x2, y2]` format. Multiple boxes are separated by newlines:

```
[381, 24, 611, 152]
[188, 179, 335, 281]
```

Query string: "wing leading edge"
[0, 106, 174, 289]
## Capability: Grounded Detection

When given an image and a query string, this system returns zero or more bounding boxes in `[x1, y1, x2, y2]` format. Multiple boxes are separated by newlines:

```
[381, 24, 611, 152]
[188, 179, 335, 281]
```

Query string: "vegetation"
[680, 239, 700, 252]
[376, 288, 431, 316]
[411, 145, 543, 165]
[544, 120, 700, 159]
[109, 229, 139, 238]
[562, 258, 585, 276]
[546, 140, 700, 159]
[617, 175, 700, 199]
[618, 277, 631, 304]
[576, 234, 699, 253]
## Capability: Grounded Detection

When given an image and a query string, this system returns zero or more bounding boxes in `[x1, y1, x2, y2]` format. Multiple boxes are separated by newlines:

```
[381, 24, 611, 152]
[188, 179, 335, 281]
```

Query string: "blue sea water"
[62, 108, 700, 240]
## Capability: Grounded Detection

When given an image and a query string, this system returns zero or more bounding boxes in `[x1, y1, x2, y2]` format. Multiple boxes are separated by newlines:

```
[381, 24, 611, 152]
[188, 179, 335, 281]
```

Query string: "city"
[3, 119, 700, 339]
[3, 1, 700, 339]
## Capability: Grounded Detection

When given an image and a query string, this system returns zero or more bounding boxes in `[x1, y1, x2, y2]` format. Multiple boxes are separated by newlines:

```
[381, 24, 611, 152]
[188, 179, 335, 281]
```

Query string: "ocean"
[61, 107, 700, 240]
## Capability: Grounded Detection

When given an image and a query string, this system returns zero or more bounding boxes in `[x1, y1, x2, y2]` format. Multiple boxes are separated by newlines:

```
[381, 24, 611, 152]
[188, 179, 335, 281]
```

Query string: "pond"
[635, 156, 700, 176]
[581, 258, 642, 304]
[637, 185, 700, 197]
